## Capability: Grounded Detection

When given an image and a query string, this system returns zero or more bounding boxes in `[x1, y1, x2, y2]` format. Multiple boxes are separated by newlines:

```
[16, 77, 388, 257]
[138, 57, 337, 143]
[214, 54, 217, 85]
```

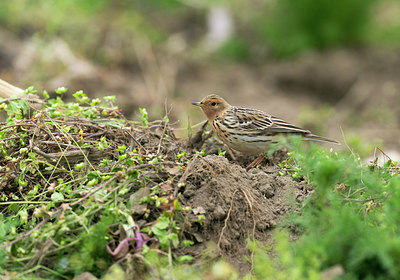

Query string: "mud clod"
[213, 205, 226, 220]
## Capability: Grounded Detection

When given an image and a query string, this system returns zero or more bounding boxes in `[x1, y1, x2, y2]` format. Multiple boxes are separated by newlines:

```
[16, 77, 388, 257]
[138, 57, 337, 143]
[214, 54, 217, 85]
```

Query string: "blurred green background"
[0, 0, 399, 157]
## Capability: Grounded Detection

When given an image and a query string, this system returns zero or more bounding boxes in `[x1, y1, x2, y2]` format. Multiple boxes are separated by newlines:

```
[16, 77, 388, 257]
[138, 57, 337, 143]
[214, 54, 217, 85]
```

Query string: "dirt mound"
[181, 154, 312, 274]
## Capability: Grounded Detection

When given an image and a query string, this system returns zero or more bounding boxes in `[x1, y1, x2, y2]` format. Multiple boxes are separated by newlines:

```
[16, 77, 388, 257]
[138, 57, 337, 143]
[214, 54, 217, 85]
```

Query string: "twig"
[1, 214, 53, 248]
[32, 147, 57, 160]
[156, 121, 167, 155]
[0, 123, 38, 132]
[37, 140, 74, 148]
[344, 197, 376, 203]
[126, 161, 177, 173]
[124, 129, 146, 153]
[340, 126, 356, 158]
[340, 126, 365, 186]
[373, 146, 394, 165]
[346, 187, 366, 198]
[0, 97, 27, 103]
[0, 136, 21, 142]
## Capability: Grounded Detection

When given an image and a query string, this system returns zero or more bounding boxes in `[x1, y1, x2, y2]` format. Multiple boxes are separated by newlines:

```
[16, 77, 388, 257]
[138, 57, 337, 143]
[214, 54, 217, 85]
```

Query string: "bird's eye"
[211, 102, 217, 106]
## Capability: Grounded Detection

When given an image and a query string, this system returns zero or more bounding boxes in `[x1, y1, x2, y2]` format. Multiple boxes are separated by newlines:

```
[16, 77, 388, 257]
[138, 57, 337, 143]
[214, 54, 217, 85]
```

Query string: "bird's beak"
[192, 101, 203, 107]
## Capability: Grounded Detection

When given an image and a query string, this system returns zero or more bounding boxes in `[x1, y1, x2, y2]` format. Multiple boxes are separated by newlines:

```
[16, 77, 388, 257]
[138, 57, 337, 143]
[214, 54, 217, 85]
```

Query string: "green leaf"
[19, 209, 28, 224]
[158, 234, 169, 249]
[23, 86, 37, 94]
[87, 178, 99, 186]
[177, 255, 194, 262]
[43, 90, 50, 99]
[90, 98, 100, 106]
[51, 192, 64, 203]
[197, 215, 205, 225]
[74, 162, 86, 170]
[152, 215, 170, 236]
[173, 200, 182, 211]
[103, 95, 116, 102]
[168, 233, 179, 248]
[181, 240, 194, 247]
[55, 87, 68, 94]
[139, 108, 148, 127]
[18, 179, 28, 187]
[6, 99, 29, 117]
[73, 90, 90, 103]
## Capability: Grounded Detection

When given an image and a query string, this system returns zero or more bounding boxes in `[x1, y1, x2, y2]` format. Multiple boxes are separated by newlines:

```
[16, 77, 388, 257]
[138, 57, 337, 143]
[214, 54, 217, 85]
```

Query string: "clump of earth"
[176, 127, 313, 275]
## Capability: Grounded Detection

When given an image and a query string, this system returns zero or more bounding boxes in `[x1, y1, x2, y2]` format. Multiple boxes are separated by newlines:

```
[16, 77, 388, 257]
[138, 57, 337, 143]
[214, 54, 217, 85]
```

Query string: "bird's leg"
[227, 147, 237, 161]
[246, 155, 265, 171]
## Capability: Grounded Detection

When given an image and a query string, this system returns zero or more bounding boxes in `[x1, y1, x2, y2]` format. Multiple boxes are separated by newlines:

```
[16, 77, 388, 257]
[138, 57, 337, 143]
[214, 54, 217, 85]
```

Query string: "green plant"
[194, 148, 206, 156]
[149, 215, 180, 250]
[247, 139, 400, 279]
[0, 87, 197, 279]
[218, 148, 226, 156]
[139, 107, 149, 127]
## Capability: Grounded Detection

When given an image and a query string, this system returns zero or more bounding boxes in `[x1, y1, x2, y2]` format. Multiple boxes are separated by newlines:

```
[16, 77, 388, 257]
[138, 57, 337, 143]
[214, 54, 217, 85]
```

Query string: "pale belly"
[225, 136, 271, 155]
[214, 128, 273, 155]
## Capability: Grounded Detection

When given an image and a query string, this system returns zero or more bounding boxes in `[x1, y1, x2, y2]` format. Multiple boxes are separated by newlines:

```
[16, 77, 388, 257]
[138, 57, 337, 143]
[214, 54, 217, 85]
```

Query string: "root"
[217, 186, 256, 275]
[217, 189, 238, 250]
[240, 187, 256, 274]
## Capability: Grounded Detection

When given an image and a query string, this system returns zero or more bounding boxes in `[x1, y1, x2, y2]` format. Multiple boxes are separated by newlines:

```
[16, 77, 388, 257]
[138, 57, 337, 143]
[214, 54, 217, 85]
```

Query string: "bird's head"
[192, 94, 230, 121]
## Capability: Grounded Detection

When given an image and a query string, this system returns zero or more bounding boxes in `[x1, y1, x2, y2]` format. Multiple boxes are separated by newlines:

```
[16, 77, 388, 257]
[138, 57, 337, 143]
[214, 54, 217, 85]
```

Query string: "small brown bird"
[192, 94, 339, 169]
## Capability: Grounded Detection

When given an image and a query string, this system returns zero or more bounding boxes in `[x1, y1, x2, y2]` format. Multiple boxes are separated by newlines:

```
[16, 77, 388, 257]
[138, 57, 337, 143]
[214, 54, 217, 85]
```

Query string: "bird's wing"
[268, 115, 311, 134]
[224, 107, 310, 134]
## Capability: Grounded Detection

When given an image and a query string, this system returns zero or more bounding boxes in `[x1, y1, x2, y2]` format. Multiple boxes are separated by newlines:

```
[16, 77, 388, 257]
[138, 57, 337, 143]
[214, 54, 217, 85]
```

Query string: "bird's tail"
[304, 133, 340, 144]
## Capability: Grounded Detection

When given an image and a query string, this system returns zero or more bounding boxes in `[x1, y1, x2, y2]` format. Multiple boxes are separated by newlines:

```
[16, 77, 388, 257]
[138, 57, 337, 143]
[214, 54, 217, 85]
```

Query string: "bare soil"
[181, 154, 311, 274]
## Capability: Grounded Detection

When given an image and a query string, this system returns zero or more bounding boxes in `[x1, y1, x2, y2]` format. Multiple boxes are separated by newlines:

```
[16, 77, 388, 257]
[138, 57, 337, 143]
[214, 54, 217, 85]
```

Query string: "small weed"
[194, 148, 206, 156]
[139, 107, 149, 127]
[218, 148, 226, 156]
[177, 150, 186, 159]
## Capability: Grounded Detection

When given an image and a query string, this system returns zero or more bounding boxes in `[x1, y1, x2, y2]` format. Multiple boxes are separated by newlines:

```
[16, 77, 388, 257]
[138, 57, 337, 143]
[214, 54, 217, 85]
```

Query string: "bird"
[192, 94, 339, 169]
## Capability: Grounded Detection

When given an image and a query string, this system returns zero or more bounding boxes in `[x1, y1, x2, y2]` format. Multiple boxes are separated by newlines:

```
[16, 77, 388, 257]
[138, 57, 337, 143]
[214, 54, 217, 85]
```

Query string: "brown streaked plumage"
[192, 94, 339, 169]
